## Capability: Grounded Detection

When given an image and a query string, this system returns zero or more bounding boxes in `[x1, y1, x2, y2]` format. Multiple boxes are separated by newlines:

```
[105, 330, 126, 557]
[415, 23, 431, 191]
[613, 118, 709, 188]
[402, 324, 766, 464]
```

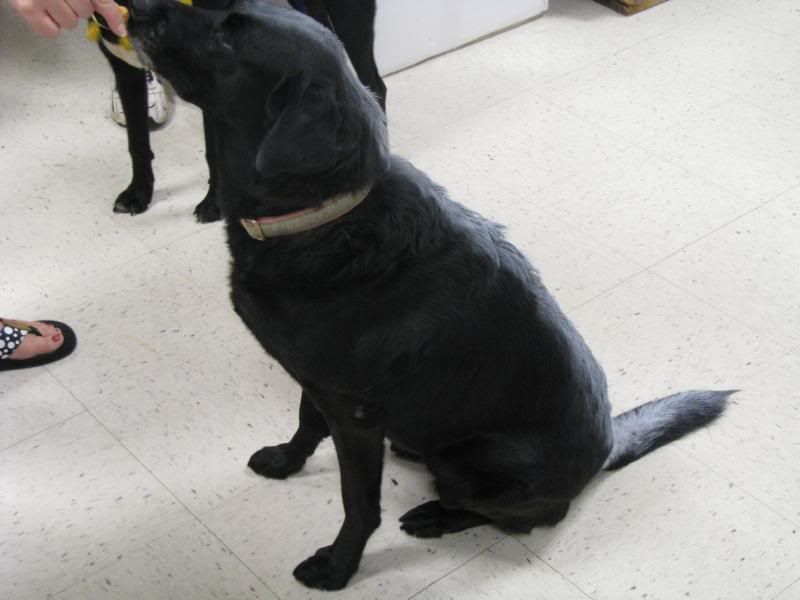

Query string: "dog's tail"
[602, 390, 736, 471]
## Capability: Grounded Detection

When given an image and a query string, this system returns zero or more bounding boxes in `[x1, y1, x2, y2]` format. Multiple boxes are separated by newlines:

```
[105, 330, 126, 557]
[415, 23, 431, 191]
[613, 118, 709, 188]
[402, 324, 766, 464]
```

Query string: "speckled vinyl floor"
[2, 0, 800, 598]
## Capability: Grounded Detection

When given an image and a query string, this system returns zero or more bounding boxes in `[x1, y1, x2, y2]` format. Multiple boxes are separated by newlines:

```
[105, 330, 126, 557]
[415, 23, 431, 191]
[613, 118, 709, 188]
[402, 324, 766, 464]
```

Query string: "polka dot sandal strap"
[0, 321, 29, 360]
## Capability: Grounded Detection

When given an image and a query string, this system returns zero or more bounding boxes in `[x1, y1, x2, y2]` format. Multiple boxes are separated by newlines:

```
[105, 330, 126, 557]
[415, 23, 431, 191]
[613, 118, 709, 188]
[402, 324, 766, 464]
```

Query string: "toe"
[11, 329, 63, 360]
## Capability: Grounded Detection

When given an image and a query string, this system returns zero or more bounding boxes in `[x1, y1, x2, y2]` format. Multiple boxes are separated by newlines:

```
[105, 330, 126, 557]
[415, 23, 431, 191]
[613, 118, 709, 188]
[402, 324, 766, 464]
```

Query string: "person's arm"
[8, 0, 126, 38]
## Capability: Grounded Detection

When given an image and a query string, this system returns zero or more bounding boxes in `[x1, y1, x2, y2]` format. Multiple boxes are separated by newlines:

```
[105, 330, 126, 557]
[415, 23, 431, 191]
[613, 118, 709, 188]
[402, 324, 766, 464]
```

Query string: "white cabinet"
[374, 0, 549, 74]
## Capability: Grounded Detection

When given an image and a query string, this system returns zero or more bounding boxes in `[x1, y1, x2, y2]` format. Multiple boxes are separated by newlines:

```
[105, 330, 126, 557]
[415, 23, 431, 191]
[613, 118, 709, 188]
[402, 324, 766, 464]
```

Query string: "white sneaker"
[110, 70, 175, 130]
[145, 69, 175, 129]
[111, 84, 126, 127]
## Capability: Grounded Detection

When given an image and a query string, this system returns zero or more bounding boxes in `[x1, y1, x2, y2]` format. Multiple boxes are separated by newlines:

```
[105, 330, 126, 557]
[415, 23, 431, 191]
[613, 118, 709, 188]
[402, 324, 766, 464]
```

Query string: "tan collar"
[240, 186, 372, 240]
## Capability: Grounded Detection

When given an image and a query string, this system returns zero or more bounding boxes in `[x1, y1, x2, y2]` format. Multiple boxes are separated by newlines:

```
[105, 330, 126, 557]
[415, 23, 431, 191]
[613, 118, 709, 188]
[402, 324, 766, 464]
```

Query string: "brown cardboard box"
[593, 0, 669, 15]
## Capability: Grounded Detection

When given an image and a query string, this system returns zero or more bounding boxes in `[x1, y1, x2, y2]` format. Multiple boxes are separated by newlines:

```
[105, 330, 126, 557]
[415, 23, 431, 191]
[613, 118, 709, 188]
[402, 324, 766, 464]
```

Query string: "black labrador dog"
[95, 0, 385, 221]
[128, 0, 732, 590]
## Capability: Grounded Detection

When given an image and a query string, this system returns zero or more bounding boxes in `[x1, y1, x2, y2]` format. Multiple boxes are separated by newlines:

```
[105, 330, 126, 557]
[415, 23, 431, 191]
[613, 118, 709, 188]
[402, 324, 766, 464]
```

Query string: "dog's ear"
[255, 76, 358, 178]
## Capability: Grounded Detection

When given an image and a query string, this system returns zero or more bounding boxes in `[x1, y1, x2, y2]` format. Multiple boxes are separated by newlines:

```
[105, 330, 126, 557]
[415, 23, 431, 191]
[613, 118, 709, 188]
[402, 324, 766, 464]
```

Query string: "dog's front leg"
[101, 45, 154, 215]
[293, 403, 384, 590]
[193, 112, 223, 223]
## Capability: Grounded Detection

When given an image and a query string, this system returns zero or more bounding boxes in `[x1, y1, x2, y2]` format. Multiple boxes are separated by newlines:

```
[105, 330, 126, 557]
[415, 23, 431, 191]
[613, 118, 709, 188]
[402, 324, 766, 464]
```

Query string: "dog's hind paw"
[390, 442, 423, 462]
[399, 500, 489, 538]
[193, 192, 222, 223]
[293, 546, 354, 591]
[113, 182, 153, 215]
[248, 444, 306, 479]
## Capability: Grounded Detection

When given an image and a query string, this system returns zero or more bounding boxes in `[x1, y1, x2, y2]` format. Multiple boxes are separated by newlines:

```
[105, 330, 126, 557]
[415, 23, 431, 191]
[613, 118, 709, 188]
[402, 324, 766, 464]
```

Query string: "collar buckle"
[240, 218, 266, 241]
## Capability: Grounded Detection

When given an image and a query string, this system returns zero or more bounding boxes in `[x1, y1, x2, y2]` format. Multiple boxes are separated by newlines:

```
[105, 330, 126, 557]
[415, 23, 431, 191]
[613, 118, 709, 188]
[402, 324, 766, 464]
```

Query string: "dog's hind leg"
[389, 442, 422, 462]
[193, 112, 223, 223]
[248, 391, 330, 479]
[399, 500, 489, 537]
[400, 432, 589, 538]
[101, 45, 154, 215]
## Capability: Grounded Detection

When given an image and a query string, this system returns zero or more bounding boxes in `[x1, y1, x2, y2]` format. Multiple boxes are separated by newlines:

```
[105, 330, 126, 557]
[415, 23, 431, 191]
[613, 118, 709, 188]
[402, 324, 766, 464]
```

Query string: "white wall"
[374, 0, 549, 74]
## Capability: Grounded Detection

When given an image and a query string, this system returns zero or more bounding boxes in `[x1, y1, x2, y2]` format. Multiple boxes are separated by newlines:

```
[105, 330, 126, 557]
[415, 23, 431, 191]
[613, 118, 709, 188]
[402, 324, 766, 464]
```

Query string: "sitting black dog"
[128, 0, 732, 590]
[94, 0, 385, 220]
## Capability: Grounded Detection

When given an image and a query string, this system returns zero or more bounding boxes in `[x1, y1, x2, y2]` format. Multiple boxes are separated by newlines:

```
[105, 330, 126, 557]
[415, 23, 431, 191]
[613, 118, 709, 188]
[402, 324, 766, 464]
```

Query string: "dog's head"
[128, 0, 389, 208]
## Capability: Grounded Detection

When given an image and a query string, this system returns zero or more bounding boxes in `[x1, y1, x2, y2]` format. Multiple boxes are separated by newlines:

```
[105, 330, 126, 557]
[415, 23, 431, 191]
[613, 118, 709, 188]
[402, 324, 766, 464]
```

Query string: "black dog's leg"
[389, 442, 422, 462]
[307, 0, 386, 111]
[401, 433, 576, 538]
[399, 500, 489, 538]
[193, 112, 223, 223]
[293, 402, 384, 590]
[101, 45, 155, 215]
[248, 391, 330, 479]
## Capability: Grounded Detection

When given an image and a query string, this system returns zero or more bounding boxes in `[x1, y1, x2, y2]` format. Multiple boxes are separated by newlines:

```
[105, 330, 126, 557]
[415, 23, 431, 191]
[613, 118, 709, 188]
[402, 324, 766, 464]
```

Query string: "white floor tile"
[53, 520, 278, 600]
[653, 208, 800, 349]
[415, 537, 589, 600]
[154, 225, 233, 310]
[0, 413, 193, 599]
[776, 578, 800, 600]
[0, 369, 84, 450]
[418, 91, 630, 199]
[91, 350, 304, 514]
[527, 146, 754, 267]
[768, 185, 800, 228]
[454, 16, 621, 90]
[32, 253, 238, 405]
[520, 447, 800, 600]
[0, 178, 152, 299]
[387, 51, 526, 139]
[739, 65, 800, 128]
[632, 13, 800, 96]
[706, 0, 800, 37]
[571, 272, 784, 412]
[640, 99, 800, 204]
[535, 49, 731, 143]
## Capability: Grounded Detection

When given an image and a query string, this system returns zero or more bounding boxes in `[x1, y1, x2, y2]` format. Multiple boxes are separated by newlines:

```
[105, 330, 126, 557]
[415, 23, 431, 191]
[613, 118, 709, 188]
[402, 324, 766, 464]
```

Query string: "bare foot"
[1, 320, 64, 361]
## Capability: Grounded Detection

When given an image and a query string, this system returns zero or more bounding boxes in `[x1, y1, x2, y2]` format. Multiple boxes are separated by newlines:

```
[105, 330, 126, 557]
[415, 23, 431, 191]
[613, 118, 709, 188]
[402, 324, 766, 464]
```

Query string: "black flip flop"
[0, 320, 78, 372]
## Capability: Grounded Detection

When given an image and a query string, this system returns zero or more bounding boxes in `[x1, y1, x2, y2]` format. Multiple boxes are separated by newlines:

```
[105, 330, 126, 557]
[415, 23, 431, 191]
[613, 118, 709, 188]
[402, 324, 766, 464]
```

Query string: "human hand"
[8, 0, 126, 38]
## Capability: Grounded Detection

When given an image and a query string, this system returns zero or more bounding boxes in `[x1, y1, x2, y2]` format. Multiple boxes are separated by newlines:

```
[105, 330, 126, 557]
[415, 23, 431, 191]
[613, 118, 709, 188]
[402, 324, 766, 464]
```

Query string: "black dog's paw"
[293, 546, 353, 591]
[390, 442, 422, 462]
[113, 183, 153, 215]
[400, 500, 489, 538]
[193, 192, 221, 223]
[248, 444, 305, 479]
[399, 501, 447, 538]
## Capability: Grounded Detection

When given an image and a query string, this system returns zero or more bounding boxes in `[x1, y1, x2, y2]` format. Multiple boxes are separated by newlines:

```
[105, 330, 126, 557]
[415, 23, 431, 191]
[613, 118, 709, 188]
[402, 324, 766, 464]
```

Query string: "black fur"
[98, 0, 385, 219]
[128, 1, 731, 590]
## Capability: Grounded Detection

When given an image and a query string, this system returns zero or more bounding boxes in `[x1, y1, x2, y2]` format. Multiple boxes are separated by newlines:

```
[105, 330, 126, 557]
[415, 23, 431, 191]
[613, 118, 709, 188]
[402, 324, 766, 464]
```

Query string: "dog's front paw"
[193, 192, 221, 223]
[248, 444, 306, 479]
[293, 546, 353, 591]
[113, 182, 153, 215]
